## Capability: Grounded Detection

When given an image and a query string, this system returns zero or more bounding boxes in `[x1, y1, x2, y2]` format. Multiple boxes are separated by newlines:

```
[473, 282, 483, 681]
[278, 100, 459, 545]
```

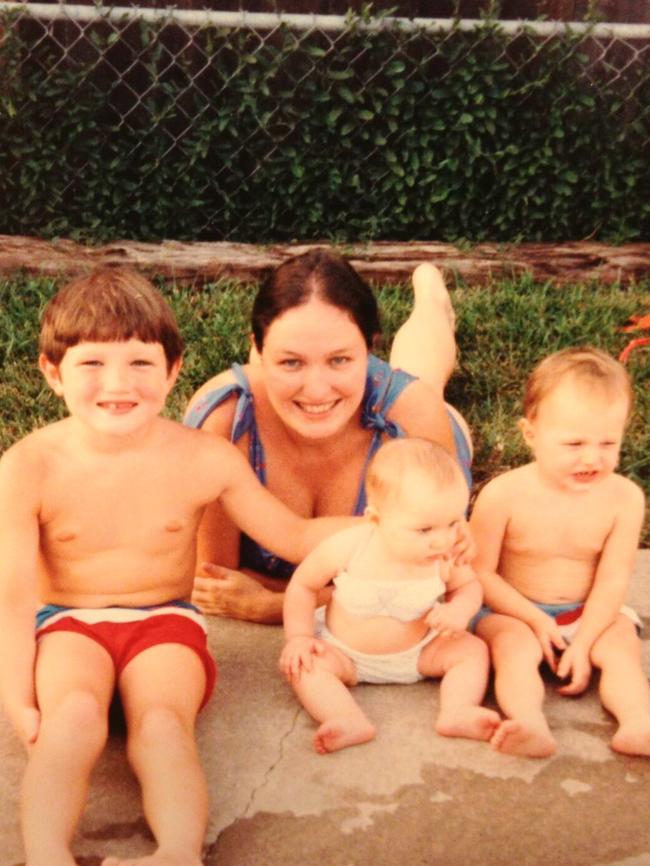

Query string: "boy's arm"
[0, 446, 41, 745]
[213, 439, 357, 563]
[557, 482, 645, 695]
[470, 479, 567, 666]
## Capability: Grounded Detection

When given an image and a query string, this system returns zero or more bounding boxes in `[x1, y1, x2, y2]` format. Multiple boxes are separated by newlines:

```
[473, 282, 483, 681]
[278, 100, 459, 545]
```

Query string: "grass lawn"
[1, 272, 648, 543]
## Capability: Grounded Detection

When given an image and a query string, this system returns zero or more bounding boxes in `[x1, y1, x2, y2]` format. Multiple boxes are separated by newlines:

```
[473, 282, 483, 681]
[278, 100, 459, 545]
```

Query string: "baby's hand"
[279, 635, 325, 684]
[556, 643, 592, 696]
[528, 612, 567, 672]
[447, 518, 476, 566]
[425, 602, 468, 638]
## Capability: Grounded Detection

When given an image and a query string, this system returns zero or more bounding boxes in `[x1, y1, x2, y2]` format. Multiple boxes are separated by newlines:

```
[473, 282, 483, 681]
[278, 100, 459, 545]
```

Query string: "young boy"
[280, 437, 500, 755]
[470, 347, 649, 759]
[0, 268, 349, 866]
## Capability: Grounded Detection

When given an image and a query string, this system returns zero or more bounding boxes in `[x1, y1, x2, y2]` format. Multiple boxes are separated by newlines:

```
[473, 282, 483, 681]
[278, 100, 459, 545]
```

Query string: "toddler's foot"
[611, 717, 650, 757]
[314, 716, 376, 754]
[435, 706, 501, 742]
[102, 850, 202, 866]
[490, 718, 556, 758]
[411, 263, 455, 330]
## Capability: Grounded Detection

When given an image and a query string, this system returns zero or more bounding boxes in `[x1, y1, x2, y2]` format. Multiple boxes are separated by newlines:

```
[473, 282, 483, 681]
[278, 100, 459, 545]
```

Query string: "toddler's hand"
[556, 643, 592, 695]
[528, 612, 567, 672]
[425, 602, 468, 638]
[279, 636, 325, 684]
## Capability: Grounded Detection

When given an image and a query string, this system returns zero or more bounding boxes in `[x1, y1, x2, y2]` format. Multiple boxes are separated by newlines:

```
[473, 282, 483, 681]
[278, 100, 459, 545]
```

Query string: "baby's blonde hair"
[523, 347, 633, 421]
[365, 437, 465, 509]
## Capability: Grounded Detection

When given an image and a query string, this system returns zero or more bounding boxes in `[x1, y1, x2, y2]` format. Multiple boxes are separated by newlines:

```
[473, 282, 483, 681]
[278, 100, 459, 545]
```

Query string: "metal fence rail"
[1, 3, 649, 240]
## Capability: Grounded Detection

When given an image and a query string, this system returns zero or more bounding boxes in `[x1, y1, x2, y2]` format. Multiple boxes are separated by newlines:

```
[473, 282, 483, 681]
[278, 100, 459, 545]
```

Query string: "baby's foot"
[101, 850, 202, 866]
[314, 716, 376, 754]
[611, 717, 650, 757]
[436, 707, 501, 742]
[411, 263, 455, 330]
[490, 719, 556, 759]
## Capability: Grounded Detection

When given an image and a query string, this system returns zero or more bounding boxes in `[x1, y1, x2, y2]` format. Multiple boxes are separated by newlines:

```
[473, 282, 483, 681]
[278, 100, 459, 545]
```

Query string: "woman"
[185, 251, 472, 622]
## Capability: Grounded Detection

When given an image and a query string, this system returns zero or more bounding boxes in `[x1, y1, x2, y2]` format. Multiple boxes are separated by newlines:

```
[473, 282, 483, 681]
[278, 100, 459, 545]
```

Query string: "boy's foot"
[435, 706, 501, 742]
[314, 716, 376, 754]
[102, 851, 202, 866]
[490, 719, 557, 758]
[611, 717, 650, 756]
[411, 263, 456, 331]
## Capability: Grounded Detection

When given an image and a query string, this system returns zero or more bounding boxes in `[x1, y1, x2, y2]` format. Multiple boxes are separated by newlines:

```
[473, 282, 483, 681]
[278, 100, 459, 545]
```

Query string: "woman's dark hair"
[251, 249, 381, 351]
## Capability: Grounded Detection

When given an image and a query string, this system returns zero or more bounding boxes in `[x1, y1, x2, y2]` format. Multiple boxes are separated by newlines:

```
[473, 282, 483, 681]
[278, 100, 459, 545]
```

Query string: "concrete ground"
[2, 552, 650, 866]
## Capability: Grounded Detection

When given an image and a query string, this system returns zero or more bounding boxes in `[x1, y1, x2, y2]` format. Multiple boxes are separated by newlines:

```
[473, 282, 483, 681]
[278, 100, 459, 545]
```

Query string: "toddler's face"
[520, 380, 629, 492]
[375, 472, 468, 566]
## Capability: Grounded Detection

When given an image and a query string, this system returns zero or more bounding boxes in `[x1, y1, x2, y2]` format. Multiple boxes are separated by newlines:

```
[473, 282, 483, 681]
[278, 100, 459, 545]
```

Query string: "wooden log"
[0, 234, 649, 287]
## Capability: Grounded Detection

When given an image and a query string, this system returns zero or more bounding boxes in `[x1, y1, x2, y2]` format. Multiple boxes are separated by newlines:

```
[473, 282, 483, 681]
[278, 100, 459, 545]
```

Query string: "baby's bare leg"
[291, 644, 375, 754]
[478, 615, 556, 758]
[389, 263, 457, 394]
[22, 633, 114, 866]
[418, 632, 500, 741]
[591, 616, 650, 757]
[101, 644, 208, 866]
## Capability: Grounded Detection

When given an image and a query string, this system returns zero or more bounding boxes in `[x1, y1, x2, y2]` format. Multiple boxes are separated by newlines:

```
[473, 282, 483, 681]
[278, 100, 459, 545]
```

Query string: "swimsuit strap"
[183, 363, 267, 482]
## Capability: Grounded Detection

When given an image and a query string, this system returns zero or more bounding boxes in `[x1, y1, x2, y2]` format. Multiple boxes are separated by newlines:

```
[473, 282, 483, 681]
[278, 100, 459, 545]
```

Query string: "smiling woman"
[184, 249, 473, 623]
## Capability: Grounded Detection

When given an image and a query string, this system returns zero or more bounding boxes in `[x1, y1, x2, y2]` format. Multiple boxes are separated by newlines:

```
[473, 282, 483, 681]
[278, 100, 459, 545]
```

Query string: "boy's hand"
[279, 636, 325, 684]
[425, 602, 468, 638]
[193, 564, 274, 620]
[447, 518, 476, 566]
[528, 613, 567, 672]
[556, 643, 592, 696]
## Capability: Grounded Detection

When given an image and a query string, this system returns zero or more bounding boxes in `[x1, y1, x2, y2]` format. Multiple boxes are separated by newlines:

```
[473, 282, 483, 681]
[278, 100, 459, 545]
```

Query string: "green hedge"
[1, 11, 648, 242]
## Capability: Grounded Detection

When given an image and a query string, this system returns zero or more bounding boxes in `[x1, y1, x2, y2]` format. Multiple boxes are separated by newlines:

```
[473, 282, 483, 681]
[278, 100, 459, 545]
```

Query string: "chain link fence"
[1, 3, 649, 241]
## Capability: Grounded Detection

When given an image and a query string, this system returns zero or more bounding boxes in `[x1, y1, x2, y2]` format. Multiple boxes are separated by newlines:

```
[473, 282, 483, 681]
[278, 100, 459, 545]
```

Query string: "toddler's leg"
[22, 633, 114, 866]
[389, 263, 457, 394]
[291, 644, 376, 754]
[478, 615, 557, 758]
[418, 632, 500, 741]
[102, 644, 208, 866]
[591, 615, 650, 757]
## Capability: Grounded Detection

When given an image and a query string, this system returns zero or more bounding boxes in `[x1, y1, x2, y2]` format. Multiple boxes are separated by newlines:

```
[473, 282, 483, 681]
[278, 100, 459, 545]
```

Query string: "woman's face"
[260, 297, 369, 440]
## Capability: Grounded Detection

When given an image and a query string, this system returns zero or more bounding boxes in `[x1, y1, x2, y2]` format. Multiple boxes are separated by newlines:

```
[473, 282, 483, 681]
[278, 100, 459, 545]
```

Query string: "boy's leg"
[102, 643, 208, 866]
[389, 263, 457, 394]
[22, 633, 115, 866]
[477, 615, 557, 758]
[591, 615, 650, 756]
[291, 644, 376, 754]
[417, 632, 500, 741]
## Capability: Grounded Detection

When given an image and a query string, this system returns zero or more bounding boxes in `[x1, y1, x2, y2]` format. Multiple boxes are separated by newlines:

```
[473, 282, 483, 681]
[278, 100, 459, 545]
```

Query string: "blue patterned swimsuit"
[185, 355, 472, 579]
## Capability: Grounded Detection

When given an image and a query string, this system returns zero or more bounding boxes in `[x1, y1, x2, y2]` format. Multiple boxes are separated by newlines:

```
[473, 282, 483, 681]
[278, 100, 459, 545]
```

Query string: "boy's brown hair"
[523, 346, 634, 421]
[39, 268, 183, 370]
[366, 437, 466, 509]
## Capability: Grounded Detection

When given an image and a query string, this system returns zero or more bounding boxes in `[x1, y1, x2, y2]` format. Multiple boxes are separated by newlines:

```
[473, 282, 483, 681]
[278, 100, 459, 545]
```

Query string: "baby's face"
[520, 380, 629, 492]
[376, 473, 468, 566]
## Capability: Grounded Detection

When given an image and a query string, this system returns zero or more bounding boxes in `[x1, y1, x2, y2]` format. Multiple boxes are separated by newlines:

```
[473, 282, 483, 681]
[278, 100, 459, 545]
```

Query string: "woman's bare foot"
[314, 716, 376, 754]
[436, 706, 501, 742]
[490, 718, 557, 758]
[611, 717, 650, 756]
[411, 263, 456, 331]
[102, 850, 202, 866]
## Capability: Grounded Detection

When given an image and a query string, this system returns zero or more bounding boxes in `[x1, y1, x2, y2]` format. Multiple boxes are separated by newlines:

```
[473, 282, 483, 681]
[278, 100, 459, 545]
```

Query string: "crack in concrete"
[202, 706, 302, 865]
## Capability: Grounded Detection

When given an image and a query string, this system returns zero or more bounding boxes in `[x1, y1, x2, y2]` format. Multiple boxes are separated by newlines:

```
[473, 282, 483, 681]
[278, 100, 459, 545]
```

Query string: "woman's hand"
[192, 563, 282, 622]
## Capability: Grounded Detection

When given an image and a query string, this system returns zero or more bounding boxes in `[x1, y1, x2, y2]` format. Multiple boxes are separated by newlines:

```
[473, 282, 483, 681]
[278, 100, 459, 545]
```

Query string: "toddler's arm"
[556, 480, 645, 695]
[425, 563, 482, 636]
[470, 477, 567, 667]
[279, 529, 355, 682]
[0, 444, 42, 746]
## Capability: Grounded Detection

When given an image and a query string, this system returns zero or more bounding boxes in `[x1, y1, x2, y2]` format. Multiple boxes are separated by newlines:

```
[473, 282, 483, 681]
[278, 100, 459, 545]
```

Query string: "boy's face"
[370, 472, 468, 566]
[40, 339, 181, 438]
[520, 379, 629, 493]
